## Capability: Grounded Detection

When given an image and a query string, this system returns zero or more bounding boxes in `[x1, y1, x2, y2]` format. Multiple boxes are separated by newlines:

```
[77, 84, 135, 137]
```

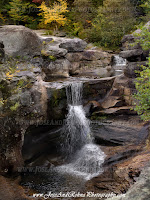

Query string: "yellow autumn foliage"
[38, 0, 68, 28]
[6, 70, 20, 80]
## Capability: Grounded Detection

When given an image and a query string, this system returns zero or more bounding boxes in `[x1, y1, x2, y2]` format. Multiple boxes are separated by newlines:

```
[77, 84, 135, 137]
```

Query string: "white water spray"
[57, 82, 105, 180]
[62, 82, 92, 156]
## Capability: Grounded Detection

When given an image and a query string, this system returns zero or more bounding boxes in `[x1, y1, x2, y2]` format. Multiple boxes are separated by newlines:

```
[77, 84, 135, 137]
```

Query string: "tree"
[9, 0, 37, 26]
[72, 0, 98, 28]
[38, 0, 68, 29]
[89, 0, 136, 49]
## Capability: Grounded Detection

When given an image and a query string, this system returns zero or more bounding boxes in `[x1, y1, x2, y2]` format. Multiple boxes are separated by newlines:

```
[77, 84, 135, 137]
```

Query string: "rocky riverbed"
[0, 23, 150, 200]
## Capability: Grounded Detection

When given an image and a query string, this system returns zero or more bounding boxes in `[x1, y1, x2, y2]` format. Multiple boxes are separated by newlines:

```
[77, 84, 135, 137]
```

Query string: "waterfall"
[61, 82, 92, 157]
[113, 55, 127, 67]
[57, 82, 105, 180]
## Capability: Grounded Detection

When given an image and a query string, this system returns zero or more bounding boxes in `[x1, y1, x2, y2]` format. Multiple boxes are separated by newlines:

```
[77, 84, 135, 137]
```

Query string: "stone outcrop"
[107, 161, 150, 200]
[124, 61, 147, 78]
[59, 38, 87, 52]
[39, 35, 114, 78]
[85, 74, 135, 117]
[87, 21, 150, 118]
[0, 59, 48, 173]
[93, 115, 148, 146]
[85, 21, 150, 199]
[42, 58, 71, 78]
[86, 115, 150, 197]
[0, 25, 42, 57]
[119, 21, 150, 78]
[0, 26, 114, 78]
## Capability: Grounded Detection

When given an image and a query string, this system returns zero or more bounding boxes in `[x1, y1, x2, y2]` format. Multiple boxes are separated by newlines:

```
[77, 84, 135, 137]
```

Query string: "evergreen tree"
[9, 0, 37, 25]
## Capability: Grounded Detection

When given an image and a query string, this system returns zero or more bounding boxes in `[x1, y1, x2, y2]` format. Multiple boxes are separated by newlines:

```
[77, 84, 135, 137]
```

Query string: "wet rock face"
[0, 25, 42, 57]
[83, 77, 115, 103]
[86, 114, 150, 196]
[86, 167, 130, 195]
[22, 125, 63, 166]
[85, 74, 136, 118]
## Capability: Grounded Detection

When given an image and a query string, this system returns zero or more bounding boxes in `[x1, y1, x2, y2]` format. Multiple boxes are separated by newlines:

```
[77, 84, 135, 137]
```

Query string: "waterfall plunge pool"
[21, 82, 106, 198]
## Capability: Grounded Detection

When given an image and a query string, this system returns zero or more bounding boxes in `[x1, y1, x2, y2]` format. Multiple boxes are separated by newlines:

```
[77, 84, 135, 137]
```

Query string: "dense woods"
[0, 0, 149, 49]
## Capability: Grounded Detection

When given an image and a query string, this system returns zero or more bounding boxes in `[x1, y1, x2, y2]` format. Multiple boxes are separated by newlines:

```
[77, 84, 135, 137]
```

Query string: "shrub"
[133, 21, 150, 121]
[133, 60, 150, 121]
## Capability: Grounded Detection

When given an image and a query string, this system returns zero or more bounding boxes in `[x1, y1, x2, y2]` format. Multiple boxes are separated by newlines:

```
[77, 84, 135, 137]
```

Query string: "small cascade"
[113, 55, 127, 75]
[57, 82, 105, 180]
[113, 55, 127, 67]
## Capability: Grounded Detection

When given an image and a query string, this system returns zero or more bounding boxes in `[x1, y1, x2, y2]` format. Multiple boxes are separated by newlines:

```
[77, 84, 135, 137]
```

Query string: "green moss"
[44, 30, 53, 35]
[91, 113, 107, 120]
[10, 102, 20, 111]
[50, 88, 66, 107]
[49, 55, 56, 61]
[51, 90, 60, 107]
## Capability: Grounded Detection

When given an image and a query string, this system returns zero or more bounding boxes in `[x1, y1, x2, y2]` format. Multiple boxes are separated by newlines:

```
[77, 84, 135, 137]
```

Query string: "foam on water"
[56, 143, 105, 180]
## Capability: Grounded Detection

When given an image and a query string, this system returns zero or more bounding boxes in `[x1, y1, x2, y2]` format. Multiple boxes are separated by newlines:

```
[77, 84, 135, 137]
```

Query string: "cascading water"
[61, 82, 92, 157]
[57, 82, 105, 180]
[113, 55, 127, 75]
[113, 55, 127, 67]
